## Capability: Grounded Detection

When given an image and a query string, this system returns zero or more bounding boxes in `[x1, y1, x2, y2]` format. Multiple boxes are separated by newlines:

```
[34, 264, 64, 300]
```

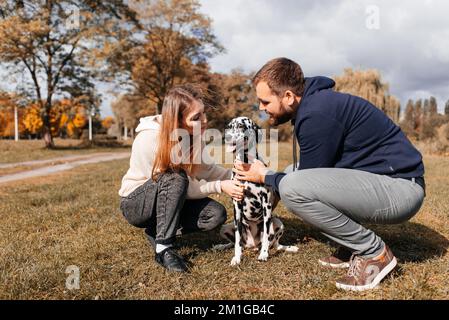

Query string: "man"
[233, 57, 425, 291]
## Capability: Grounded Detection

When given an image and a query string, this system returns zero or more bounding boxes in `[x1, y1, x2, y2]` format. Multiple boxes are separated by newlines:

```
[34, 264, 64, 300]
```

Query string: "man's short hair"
[252, 57, 305, 98]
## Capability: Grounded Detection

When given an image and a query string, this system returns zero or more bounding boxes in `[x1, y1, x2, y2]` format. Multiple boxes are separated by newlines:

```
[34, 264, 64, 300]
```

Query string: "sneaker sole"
[156, 262, 188, 273]
[318, 259, 350, 269]
[335, 257, 397, 292]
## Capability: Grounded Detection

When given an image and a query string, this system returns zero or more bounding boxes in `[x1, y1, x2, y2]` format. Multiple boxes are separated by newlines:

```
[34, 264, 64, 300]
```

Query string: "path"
[0, 152, 130, 184]
[0, 152, 129, 169]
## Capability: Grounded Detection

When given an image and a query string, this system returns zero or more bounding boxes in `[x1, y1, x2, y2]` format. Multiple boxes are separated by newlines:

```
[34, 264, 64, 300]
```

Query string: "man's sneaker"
[155, 248, 189, 272]
[319, 246, 352, 269]
[335, 245, 397, 291]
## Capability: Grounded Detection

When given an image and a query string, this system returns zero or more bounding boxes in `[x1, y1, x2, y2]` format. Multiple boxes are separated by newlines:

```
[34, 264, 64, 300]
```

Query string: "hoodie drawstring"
[292, 126, 298, 172]
[291, 111, 298, 172]
[292, 127, 298, 172]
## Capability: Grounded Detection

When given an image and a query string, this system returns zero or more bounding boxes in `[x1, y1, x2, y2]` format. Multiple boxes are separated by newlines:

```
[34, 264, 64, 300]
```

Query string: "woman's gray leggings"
[120, 171, 227, 247]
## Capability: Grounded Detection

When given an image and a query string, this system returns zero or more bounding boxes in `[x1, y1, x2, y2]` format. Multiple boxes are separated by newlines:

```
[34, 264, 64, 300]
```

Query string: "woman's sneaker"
[155, 248, 188, 272]
[335, 245, 397, 291]
[319, 246, 352, 269]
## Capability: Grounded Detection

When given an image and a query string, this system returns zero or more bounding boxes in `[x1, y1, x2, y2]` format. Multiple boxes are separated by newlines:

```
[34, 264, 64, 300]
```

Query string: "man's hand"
[233, 159, 269, 184]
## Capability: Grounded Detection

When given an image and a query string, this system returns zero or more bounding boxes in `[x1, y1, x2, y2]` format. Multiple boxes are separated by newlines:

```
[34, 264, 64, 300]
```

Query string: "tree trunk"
[43, 128, 54, 148]
[157, 100, 163, 115]
[42, 109, 54, 149]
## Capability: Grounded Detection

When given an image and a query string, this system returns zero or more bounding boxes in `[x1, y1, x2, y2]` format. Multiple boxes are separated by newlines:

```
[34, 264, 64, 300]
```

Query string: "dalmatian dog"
[214, 117, 298, 266]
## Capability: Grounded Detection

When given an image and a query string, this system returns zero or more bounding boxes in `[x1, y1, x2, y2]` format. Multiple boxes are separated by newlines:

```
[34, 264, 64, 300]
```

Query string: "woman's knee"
[120, 197, 150, 228]
[158, 170, 189, 188]
[202, 201, 227, 231]
[157, 171, 189, 201]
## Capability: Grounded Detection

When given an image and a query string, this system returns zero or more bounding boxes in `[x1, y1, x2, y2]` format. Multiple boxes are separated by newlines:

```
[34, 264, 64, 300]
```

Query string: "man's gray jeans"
[278, 166, 425, 258]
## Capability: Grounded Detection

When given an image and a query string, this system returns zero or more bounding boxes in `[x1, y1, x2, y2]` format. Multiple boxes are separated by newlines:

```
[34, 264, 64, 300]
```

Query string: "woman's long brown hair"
[151, 84, 204, 180]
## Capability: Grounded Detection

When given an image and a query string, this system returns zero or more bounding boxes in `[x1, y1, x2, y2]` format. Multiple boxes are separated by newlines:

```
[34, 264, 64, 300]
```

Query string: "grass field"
[0, 141, 448, 300]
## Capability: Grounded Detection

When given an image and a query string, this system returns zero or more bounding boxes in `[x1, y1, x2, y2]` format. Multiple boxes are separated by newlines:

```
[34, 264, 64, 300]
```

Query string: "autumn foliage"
[334, 68, 401, 123]
[0, 97, 106, 139]
[101, 116, 115, 131]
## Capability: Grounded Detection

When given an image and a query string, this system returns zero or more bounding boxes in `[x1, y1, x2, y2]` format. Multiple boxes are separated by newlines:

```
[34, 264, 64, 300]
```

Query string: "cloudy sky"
[199, 0, 449, 114]
[1, 0, 448, 117]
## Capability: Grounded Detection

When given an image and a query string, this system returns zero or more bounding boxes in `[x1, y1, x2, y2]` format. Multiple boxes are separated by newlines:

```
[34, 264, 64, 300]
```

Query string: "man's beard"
[268, 103, 295, 126]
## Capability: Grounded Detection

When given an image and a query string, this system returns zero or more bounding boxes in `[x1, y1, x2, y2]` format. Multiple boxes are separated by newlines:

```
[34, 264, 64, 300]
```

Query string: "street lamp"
[88, 108, 95, 141]
[123, 123, 128, 141]
[14, 106, 19, 141]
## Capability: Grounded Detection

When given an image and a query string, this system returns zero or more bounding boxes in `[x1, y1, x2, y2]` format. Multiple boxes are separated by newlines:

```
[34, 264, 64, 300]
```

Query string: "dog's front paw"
[285, 245, 299, 253]
[230, 256, 241, 266]
[257, 252, 269, 262]
[275, 244, 300, 253]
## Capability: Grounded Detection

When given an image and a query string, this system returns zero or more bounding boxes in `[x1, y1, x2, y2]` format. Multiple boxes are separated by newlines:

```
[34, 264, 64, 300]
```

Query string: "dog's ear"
[225, 120, 234, 130]
[252, 123, 261, 131]
[252, 123, 262, 143]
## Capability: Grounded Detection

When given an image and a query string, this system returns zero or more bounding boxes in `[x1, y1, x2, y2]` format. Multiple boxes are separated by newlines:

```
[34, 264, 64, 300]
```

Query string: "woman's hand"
[232, 159, 269, 184]
[221, 180, 245, 201]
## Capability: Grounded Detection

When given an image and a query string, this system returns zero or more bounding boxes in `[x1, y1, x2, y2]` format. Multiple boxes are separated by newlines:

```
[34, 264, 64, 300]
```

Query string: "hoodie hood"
[292, 76, 336, 125]
[302, 76, 335, 97]
[291, 76, 335, 165]
[135, 115, 162, 133]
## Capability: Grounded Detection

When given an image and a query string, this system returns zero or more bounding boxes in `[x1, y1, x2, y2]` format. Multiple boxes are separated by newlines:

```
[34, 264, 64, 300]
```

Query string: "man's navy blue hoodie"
[265, 76, 425, 194]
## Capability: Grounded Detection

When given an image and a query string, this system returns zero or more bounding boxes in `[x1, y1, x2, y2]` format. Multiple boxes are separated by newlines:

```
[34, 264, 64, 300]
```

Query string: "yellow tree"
[0, 92, 12, 136]
[0, 0, 138, 148]
[0, 111, 6, 135]
[22, 103, 44, 135]
[66, 106, 87, 138]
[52, 98, 87, 138]
[0, 91, 26, 137]
[101, 116, 115, 131]
[0, 107, 26, 137]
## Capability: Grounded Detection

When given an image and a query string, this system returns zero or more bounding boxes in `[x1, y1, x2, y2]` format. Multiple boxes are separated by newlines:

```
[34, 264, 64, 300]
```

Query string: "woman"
[118, 84, 244, 273]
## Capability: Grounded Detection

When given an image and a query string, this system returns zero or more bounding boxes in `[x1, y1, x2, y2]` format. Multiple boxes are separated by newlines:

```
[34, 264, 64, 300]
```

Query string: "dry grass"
[0, 143, 448, 300]
[0, 138, 130, 164]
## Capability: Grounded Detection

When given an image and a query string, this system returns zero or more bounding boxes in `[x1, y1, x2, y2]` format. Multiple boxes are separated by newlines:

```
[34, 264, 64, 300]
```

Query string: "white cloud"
[200, 0, 449, 112]
[2, 1, 448, 116]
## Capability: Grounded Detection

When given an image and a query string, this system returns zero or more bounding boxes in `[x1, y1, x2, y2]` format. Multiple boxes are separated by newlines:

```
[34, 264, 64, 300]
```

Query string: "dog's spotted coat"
[215, 117, 298, 265]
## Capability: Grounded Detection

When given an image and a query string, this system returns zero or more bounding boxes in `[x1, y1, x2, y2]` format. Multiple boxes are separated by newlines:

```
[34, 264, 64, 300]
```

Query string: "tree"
[204, 70, 257, 131]
[426, 96, 446, 136]
[429, 96, 438, 114]
[66, 109, 87, 138]
[414, 99, 423, 138]
[0, 91, 26, 138]
[101, 116, 115, 131]
[334, 68, 401, 123]
[401, 99, 416, 139]
[420, 99, 432, 140]
[111, 94, 149, 138]
[403, 96, 444, 141]
[107, 0, 224, 114]
[423, 99, 430, 117]
[0, 0, 138, 148]
[445, 99, 449, 119]
[23, 103, 43, 136]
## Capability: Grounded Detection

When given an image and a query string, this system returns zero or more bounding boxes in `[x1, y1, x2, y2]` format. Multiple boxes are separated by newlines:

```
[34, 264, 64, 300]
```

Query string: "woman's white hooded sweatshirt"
[118, 115, 232, 199]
